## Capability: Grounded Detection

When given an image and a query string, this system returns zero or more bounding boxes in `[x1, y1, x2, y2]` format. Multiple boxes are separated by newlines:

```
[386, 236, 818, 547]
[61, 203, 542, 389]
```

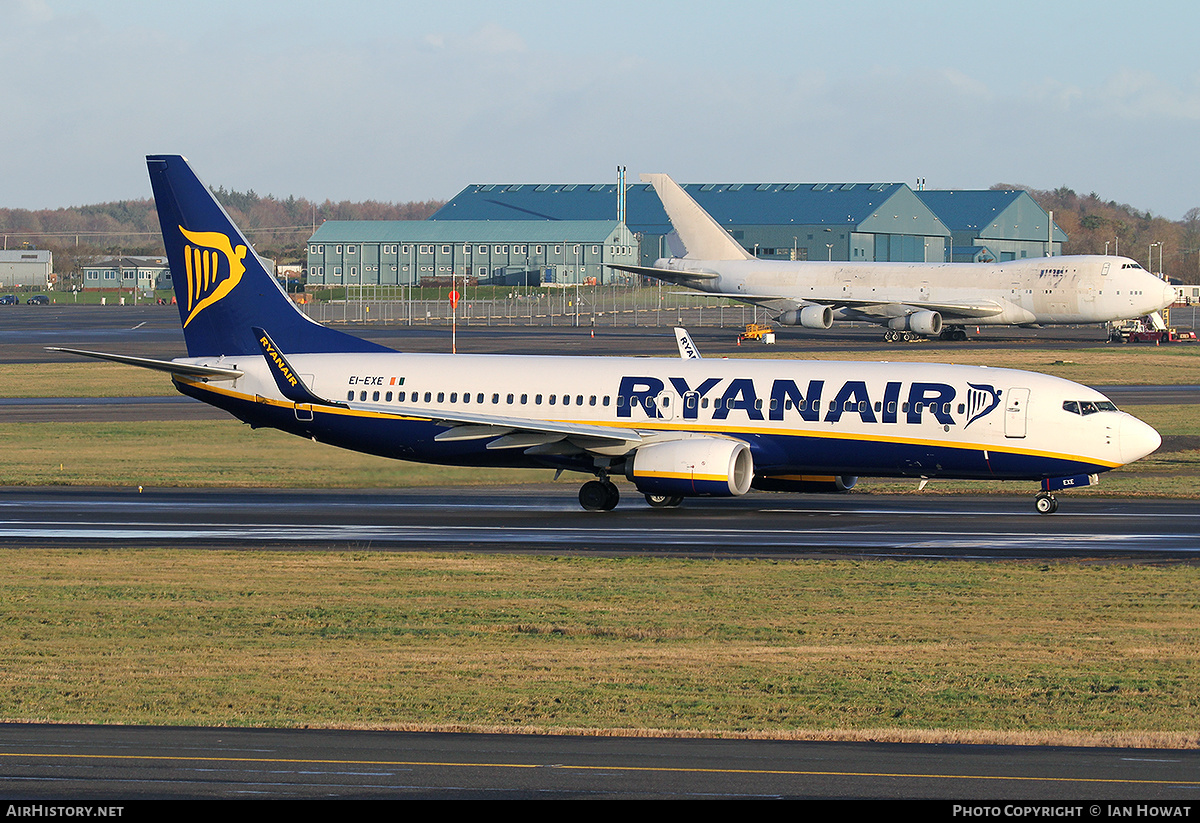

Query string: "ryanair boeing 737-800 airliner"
[51, 156, 1162, 513]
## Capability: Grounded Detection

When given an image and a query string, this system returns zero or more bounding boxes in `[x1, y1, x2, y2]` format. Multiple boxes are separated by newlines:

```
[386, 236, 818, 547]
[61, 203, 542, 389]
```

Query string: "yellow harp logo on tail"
[179, 226, 247, 327]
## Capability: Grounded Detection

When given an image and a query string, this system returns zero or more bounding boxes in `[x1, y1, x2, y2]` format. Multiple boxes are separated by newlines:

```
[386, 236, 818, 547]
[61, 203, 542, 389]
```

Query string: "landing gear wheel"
[645, 493, 684, 509]
[953, 327, 968, 341]
[1034, 493, 1058, 514]
[601, 481, 619, 510]
[580, 480, 620, 511]
[884, 330, 898, 343]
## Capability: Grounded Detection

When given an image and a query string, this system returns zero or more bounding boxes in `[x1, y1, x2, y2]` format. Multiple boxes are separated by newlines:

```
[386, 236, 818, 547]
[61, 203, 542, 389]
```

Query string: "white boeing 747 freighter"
[610, 174, 1176, 341]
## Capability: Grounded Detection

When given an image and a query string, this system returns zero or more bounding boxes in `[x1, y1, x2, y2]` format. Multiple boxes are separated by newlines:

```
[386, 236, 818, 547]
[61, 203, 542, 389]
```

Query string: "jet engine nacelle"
[626, 437, 754, 498]
[778, 305, 833, 329]
[752, 475, 858, 494]
[888, 310, 942, 336]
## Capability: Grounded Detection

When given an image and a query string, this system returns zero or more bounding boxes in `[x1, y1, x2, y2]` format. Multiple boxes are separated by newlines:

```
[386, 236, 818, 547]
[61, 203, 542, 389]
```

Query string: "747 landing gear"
[579, 479, 620, 511]
[1034, 492, 1058, 514]
[940, 326, 969, 341]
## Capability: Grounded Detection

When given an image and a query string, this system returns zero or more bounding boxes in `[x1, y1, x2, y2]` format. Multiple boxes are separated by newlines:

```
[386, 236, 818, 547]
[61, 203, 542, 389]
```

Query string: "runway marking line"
[0, 750, 1194, 788]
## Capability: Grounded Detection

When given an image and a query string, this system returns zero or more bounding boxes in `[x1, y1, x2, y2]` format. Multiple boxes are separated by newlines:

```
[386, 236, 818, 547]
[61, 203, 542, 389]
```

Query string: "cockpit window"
[1063, 400, 1119, 415]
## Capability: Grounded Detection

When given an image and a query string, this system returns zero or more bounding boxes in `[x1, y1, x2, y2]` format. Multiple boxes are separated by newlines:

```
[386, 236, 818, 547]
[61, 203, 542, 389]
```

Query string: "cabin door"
[1004, 387, 1030, 438]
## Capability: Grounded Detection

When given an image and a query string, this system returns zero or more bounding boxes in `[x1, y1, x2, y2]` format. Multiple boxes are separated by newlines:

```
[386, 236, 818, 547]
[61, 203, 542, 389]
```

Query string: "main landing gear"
[939, 326, 969, 341]
[579, 479, 620, 511]
[1034, 492, 1059, 514]
[578, 479, 685, 511]
[883, 329, 922, 342]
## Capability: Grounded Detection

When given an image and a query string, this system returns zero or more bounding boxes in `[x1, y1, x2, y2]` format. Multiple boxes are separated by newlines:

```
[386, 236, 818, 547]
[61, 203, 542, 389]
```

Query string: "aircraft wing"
[808, 299, 1007, 320]
[657, 292, 1007, 321]
[346, 399, 647, 449]
[897, 300, 1006, 320]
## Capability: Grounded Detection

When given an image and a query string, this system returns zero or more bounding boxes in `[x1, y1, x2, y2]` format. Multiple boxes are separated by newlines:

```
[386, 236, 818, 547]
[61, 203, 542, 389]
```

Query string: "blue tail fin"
[146, 155, 392, 357]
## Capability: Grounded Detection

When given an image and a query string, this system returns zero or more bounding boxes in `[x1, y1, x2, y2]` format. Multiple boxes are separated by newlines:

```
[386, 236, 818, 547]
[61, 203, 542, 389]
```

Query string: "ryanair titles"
[259, 334, 298, 388]
[616, 375, 1003, 428]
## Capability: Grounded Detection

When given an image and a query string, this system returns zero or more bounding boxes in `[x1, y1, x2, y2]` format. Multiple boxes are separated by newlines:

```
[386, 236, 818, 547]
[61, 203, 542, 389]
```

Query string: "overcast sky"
[3, 0, 1198, 219]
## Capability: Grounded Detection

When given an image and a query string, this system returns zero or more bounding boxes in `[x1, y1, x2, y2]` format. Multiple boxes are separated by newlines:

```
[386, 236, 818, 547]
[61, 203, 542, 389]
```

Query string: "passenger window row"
[340, 390, 969, 420]
[345, 389, 612, 407]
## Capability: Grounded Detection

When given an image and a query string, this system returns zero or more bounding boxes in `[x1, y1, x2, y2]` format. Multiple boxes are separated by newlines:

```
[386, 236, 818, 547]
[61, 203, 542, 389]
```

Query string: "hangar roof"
[431, 182, 929, 234]
[310, 220, 624, 243]
[915, 190, 1067, 242]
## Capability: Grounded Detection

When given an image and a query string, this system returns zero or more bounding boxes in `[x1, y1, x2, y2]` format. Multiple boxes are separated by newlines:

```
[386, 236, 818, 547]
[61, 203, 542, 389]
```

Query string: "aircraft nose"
[1162, 281, 1177, 308]
[1119, 414, 1162, 464]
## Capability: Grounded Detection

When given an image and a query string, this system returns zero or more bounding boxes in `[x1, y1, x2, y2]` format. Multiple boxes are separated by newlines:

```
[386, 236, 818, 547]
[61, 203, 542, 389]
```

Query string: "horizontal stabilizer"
[45, 347, 243, 379]
[606, 263, 719, 281]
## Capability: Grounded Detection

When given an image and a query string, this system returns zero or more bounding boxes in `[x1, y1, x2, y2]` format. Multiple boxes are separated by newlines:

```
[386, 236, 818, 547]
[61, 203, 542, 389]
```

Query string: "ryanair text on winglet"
[259, 334, 298, 388]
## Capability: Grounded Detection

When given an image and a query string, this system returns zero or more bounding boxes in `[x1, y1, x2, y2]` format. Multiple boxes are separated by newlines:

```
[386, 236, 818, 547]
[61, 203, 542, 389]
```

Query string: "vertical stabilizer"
[146, 155, 392, 357]
[641, 173, 753, 261]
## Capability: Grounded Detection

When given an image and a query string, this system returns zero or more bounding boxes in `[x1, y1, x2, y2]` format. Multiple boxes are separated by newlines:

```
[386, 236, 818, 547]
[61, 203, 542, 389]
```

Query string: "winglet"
[641, 173, 754, 261]
[254, 327, 344, 407]
[674, 327, 702, 360]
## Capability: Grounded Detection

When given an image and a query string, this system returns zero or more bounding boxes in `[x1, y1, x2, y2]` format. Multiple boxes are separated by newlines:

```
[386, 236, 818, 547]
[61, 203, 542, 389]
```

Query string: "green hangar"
[306, 179, 1065, 286]
[307, 219, 638, 287]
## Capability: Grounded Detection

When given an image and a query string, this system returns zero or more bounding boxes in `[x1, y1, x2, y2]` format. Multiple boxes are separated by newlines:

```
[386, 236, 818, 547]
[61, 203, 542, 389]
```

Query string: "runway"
[1, 486, 1197, 560]
[0, 303, 1174, 364]
[2, 723, 1197, 800]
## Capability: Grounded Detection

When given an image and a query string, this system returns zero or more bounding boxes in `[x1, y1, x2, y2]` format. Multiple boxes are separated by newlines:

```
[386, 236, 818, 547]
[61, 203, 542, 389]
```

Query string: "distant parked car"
[26, 295, 49, 305]
[0, 295, 17, 305]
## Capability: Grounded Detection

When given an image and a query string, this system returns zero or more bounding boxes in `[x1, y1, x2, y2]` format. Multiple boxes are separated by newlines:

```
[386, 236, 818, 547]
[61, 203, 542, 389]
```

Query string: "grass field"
[1, 550, 1195, 747]
[4, 347, 1199, 745]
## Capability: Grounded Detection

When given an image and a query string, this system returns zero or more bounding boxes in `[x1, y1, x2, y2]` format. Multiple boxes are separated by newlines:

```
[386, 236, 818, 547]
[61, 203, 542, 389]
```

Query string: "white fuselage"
[655, 255, 1176, 326]
[175, 351, 1161, 481]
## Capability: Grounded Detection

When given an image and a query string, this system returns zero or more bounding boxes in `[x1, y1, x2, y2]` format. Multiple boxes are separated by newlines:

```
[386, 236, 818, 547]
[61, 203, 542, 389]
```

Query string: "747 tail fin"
[641, 173, 753, 261]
